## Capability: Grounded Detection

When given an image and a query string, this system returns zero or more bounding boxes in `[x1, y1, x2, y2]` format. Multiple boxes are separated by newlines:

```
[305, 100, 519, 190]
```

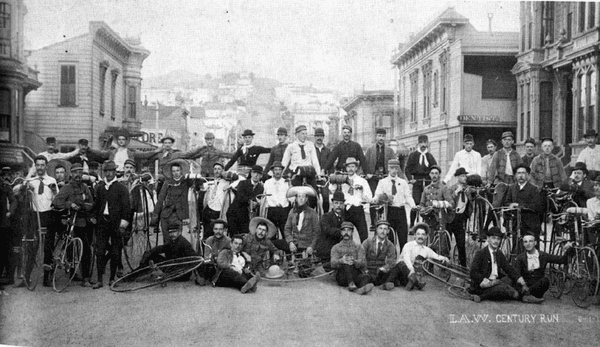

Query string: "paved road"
[1, 271, 599, 347]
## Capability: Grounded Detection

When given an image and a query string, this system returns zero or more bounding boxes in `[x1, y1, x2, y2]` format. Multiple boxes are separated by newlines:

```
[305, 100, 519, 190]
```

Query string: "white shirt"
[444, 149, 482, 183]
[373, 175, 415, 208]
[28, 174, 57, 212]
[488, 246, 498, 280]
[341, 174, 372, 210]
[587, 197, 600, 221]
[577, 146, 600, 171]
[526, 250, 540, 271]
[205, 179, 230, 212]
[113, 147, 129, 171]
[231, 252, 245, 274]
[281, 140, 321, 174]
[27, 148, 80, 178]
[399, 240, 444, 273]
[263, 177, 291, 208]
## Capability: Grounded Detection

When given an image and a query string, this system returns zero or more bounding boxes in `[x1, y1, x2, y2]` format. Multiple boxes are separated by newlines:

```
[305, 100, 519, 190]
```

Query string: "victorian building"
[513, 1, 600, 166]
[0, 0, 41, 168]
[340, 90, 394, 147]
[391, 7, 518, 170]
[25, 21, 150, 153]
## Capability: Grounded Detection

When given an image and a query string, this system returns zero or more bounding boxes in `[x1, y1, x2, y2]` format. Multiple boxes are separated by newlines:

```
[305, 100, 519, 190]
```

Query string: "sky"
[24, 0, 521, 93]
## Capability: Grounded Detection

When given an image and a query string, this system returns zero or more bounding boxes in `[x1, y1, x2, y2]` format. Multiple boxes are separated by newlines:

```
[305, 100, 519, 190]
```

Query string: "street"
[1, 270, 599, 347]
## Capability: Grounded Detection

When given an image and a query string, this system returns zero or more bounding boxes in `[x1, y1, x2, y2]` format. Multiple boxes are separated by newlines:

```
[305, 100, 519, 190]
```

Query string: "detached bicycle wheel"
[123, 230, 151, 272]
[110, 256, 204, 292]
[53, 237, 83, 293]
[21, 237, 42, 291]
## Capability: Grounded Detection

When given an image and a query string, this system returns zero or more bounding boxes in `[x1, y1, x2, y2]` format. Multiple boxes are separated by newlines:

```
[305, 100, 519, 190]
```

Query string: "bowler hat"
[102, 160, 117, 171]
[286, 185, 317, 198]
[295, 125, 307, 133]
[501, 131, 514, 140]
[332, 191, 345, 202]
[486, 227, 504, 238]
[250, 165, 263, 174]
[160, 136, 175, 143]
[417, 135, 428, 143]
[376, 128, 386, 135]
[340, 221, 354, 230]
[463, 134, 474, 142]
[46, 137, 56, 144]
[573, 162, 588, 174]
[314, 127, 325, 136]
[584, 129, 598, 138]
[205, 132, 215, 139]
[241, 129, 255, 137]
[163, 159, 190, 180]
[276, 127, 288, 135]
[454, 167, 468, 176]
[249, 217, 277, 239]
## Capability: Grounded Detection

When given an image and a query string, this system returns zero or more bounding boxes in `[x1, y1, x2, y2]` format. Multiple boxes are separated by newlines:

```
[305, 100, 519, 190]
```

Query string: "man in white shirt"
[577, 129, 600, 181]
[282, 125, 321, 184]
[384, 223, 449, 291]
[213, 234, 260, 293]
[373, 159, 415, 251]
[202, 162, 230, 240]
[444, 134, 482, 184]
[28, 137, 79, 178]
[340, 157, 372, 242]
[263, 161, 291, 239]
[586, 176, 600, 221]
[28, 156, 59, 286]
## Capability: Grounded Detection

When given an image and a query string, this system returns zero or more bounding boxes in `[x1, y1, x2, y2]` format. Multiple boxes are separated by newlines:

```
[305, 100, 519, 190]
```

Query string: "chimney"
[488, 13, 494, 32]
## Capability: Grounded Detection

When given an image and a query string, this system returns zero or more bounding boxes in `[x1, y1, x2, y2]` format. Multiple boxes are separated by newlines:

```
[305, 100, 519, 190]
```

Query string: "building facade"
[392, 8, 518, 171]
[25, 21, 149, 152]
[513, 1, 600, 166]
[0, 0, 41, 167]
[340, 91, 394, 147]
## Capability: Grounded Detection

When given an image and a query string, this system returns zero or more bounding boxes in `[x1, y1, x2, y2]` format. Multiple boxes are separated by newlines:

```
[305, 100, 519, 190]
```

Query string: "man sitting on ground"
[214, 235, 260, 293]
[275, 186, 320, 254]
[330, 222, 374, 295]
[242, 217, 281, 274]
[469, 227, 543, 303]
[362, 220, 397, 290]
[196, 219, 231, 285]
[314, 191, 345, 266]
[514, 234, 574, 299]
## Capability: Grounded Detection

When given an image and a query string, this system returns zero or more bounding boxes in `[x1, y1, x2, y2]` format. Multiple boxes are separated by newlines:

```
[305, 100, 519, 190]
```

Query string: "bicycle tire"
[572, 247, 600, 308]
[53, 237, 83, 293]
[446, 284, 473, 300]
[123, 229, 151, 272]
[110, 256, 204, 292]
[20, 237, 42, 291]
[548, 242, 566, 299]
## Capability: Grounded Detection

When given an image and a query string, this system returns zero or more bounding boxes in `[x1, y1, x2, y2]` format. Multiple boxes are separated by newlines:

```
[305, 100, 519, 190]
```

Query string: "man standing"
[530, 137, 567, 189]
[469, 227, 542, 303]
[69, 139, 103, 172]
[362, 220, 397, 290]
[325, 125, 366, 173]
[514, 234, 574, 299]
[480, 139, 497, 182]
[577, 129, 600, 180]
[487, 131, 522, 186]
[373, 159, 415, 251]
[314, 127, 331, 212]
[277, 186, 320, 254]
[52, 163, 95, 287]
[93, 161, 131, 289]
[315, 191, 345, 264]
[263, 161, 291, 239]
[0, 170, 16, 285]
[213, 234, 261, 293]
[118, 159, 138, 190]
[446, 168, 469, 267]
[405, 135, 437, 228]
[365, 128, 396, 227]
[444, 134, 481, 184]
[505, 164, 543, 241]
[264, 127, 289, 180]
[226, 165, 264, 235]
[571, 162, 595, 208]
[586, 177, 600, 221]
[418, 166, 454, 233]
[330, 222, 374, 295]
[281, 125, 321, 191]
[193, 132, 234, 178]
[31, 137, 79, 177]
[521, 138, 536, 168]
[202, 162, 230, 240]
[90, 131, 156, 172]
[224, 129, 271, 175]
[340, 157, 372, 242]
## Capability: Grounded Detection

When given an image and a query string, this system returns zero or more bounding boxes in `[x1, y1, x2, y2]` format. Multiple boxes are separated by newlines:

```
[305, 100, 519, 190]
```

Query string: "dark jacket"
[514, 249, 572, 286]
[0, 183, 16, 228]
[405, 151, 437, 180]
[141, 235, 196, 265]
[315, 211, 344, 260]
[530, 153, 567, 188]
[573, 179, 595, 208]
[242, 233, 278, 271]
[94, 180, 131, 228]
[224, 145, 271, 171]
[364, 144, 395, 175]
[362, 236, 396, 275]
[229, 179, 264, 211]
[504, 182, 543, 213]
[315, 145, 332, 174]
[264, 143, 288, 176]
[52, 180, 94, 227]
[153, 179, 192, 221]
[470, 246, 520, 293]
[488, 148, 522, 184]
[284, 205, 320, 249]
[325, 140, 366, 172]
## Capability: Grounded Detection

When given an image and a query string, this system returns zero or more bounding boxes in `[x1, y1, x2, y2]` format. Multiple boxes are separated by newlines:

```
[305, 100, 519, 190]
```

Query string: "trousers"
[335, 264, 370, 288]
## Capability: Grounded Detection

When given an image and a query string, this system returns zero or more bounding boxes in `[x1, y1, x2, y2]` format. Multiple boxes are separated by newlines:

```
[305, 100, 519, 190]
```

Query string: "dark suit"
[505, 182, 542, 240]
[314, 211, 344, 263]
[325, 140, 366, 173]
[94, 180, 131, 283]
[0, 183, 17, 284]
[224, 145, 271, 172]
[469, 246, 521, 301]
[405, 150, 437, 226]
[573, 179, 595, 208]
[315, 145, 331, 212]
[514, 250, 572, 298]
[226, 179, 263, 235]
[153, 179, 193, 241]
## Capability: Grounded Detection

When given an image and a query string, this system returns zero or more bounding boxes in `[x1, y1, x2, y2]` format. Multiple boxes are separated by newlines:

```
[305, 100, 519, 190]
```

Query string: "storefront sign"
[457, 115, 501, 123]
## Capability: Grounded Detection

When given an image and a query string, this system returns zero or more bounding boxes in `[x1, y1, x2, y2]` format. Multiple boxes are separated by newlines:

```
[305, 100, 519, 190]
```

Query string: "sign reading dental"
[457, 115, 502, 123]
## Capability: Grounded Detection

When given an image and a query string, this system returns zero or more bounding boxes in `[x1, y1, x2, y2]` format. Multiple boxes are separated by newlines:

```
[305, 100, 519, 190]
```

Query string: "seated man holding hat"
[242, 217, 281, 274]
[138, 224, 197, 281]
[469, 226, 542, 303]
[274, 186, 320, 255]
[214, 234, 261, 293]
[263, 161, 291, 238]
[330, 222, 374, 295]
[226, 165, 264, 235]
[362, 220, 397, 290]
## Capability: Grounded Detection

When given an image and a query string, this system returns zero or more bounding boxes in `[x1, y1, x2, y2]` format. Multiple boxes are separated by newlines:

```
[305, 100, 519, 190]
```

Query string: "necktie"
[377, 242, 383, 256]
[348, 179, 354, 195]
[545, 157, 552, 179]
[37, 177, 44, 194]
[457, 191, 466, 214]
[299, 144, 306, 160]
[391, 179, 397, 196]
[505, 151, 513, 176]
[419, 152, 429, 166]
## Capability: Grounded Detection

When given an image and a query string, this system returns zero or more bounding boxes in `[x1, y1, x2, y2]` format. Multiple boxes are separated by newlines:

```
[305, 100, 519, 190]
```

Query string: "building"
[25, 21, 150, 152]
[0, 0, 41, 168]
[340, 90, 394, 147]
[513, 1, 600, 166]
[391, 7, 518, 170]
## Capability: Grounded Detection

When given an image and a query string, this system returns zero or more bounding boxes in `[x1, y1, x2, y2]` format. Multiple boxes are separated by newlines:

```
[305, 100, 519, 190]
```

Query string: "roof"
[341, 91, 394, 111]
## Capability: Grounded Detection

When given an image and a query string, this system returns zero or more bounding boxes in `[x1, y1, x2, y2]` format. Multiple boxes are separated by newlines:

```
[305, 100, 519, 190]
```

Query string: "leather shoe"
[415, 281, 426, 290]
[470, 294, 481, 303]
[81, 280, 92, 288]
[15, 281, 27, 288]
[92, 282, 103, 289]
[347, 282, 357, 292]
[241, 273, 260, 293]
[356, 283, 374, 295]
[382, 282, 394, 291]
[522, 295, 544, 304]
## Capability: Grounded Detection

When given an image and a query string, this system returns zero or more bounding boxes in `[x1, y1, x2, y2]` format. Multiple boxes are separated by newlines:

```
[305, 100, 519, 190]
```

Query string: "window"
[99, 63, 108, 117]
[588, 71, 597, 133]
[539, 82, 553, 140]
[0, 88, 10, 142]
[433, 71, 438, 107]
[0, 2, 10, 56]
[423, 62, 432, 119]
[409, 71, 418, 123]
[440, 52, 448, 113]
[577, 73, 585, 140]
[520, 84, 525, 141]
[128, 86, 137, 119]
[589, 3, 596, 29]
[111, 72, 118, 120]
[521, 24, 526, 51]
[528, 22, 532, 50]
[579, 2, 586, 32]
[567, 11, 573, 41]
[525, 83, 531, 139]
[60, 65, 76, 106]
[541, 2, 554, 46]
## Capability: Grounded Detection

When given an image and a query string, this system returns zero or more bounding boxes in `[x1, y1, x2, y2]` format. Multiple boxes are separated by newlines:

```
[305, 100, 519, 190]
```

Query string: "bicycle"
[122, 178, 156, 272]
[18, 189, 45, 290]
[110, 256, 205, 292]
[416, 205, 452, 282]
[259, 251, 334, 283]
[52, 211, 84, 293]
[421, 258, 473, 300]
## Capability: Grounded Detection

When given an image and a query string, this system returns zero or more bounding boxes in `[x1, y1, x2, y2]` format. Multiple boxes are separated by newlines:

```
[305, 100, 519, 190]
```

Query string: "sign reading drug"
[140, 129, 182, 144]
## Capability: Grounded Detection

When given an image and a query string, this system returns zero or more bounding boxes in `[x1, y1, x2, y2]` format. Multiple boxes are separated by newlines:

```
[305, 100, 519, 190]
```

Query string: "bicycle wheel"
[122, 229, 150, 272]
[447, 284, 473, 300]
[498, 234, 512, 261]
[548, 242, 566, 299]
[110, 256, 204, 292]
[20, 237, 42, 291]
[572, 247, 600, 308]
[53, 237, 83, 293]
